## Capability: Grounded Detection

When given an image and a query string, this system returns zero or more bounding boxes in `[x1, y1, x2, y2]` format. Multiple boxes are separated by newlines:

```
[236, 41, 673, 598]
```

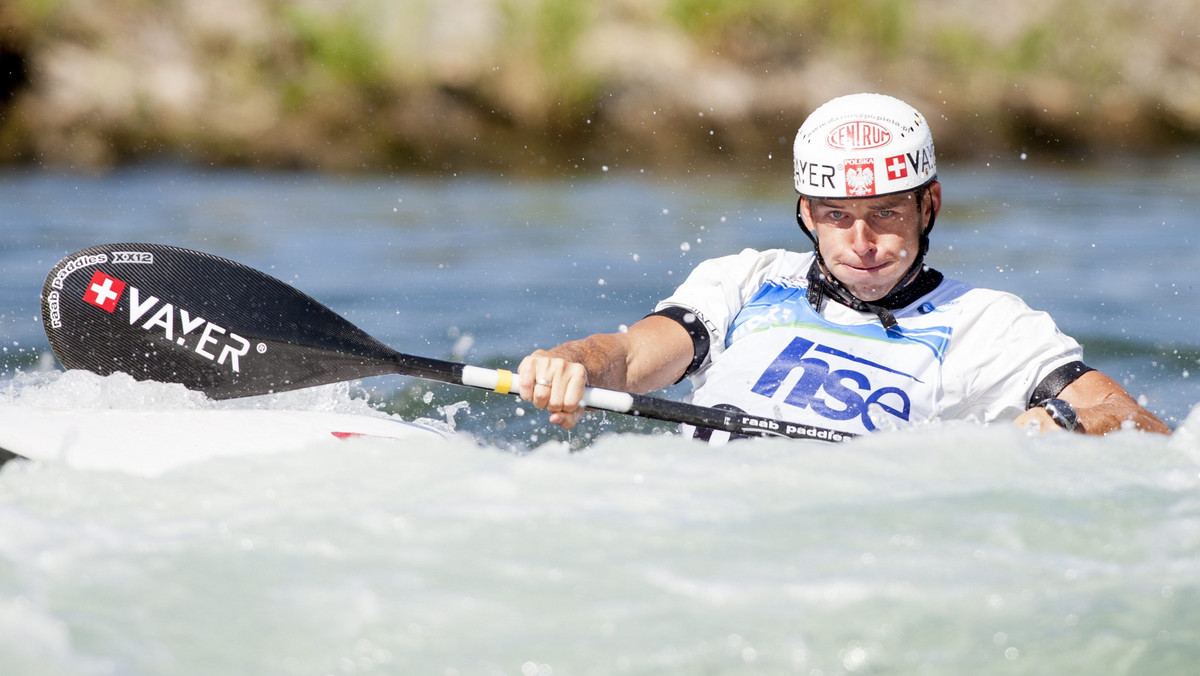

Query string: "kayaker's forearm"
[543, 333, 632, 391]
[542, 316, 694, 394]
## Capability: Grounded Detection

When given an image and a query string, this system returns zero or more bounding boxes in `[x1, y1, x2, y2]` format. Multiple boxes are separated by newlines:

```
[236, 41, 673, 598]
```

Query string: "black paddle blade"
[42, 243, 403, 399]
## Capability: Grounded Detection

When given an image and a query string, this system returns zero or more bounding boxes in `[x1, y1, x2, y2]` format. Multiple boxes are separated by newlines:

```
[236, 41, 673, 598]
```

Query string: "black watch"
[1036, 398, 1082, 433]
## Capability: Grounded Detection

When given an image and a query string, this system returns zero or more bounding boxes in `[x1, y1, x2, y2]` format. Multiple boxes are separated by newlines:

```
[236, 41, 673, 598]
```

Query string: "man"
[517, 93, 1170, 440]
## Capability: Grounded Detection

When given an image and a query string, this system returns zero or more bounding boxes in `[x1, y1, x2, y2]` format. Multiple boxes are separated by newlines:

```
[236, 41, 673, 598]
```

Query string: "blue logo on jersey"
[728, 279, 953, 362]
[751, 336, 914, 431]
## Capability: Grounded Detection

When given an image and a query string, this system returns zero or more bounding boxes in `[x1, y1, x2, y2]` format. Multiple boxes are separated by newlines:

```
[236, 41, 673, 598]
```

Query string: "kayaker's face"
[800, 183, 940, 302]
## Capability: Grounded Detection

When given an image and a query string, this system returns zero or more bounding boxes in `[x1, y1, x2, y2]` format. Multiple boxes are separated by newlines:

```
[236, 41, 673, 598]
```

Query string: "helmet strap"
[796, 190, 942, 329]
[805, 257, 900, 329]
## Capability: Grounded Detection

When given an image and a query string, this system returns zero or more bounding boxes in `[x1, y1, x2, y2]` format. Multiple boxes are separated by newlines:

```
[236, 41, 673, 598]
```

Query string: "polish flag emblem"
[84, 270, 126, 313]
[844, 160, 876, 196]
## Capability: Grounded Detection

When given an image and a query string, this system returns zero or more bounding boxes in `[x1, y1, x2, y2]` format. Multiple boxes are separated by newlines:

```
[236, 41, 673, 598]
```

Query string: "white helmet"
[793, 93, 936, 199]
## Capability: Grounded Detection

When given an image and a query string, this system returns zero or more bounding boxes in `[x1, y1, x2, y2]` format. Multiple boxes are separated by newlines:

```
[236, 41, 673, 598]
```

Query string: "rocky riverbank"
[1, 0, 1198, 174]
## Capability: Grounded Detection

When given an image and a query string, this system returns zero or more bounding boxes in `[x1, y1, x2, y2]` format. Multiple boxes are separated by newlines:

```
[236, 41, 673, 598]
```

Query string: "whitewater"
[2, 159, 1199, 673]
[2, 371, 1198, 674]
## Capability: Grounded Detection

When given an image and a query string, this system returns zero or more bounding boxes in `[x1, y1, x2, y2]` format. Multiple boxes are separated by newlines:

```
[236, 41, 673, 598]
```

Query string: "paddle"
[41, 243, 852, 442]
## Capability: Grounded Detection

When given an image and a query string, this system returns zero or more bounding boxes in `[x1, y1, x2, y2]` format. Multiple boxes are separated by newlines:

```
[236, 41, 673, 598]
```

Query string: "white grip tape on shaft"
[581, 388, 635, 414]
[461, 366, 634, 413]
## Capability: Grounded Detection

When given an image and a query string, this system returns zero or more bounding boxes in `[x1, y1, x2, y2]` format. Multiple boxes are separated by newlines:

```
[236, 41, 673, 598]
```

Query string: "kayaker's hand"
[1014, 405, 1064, 434]
[517, 350, 589, 429]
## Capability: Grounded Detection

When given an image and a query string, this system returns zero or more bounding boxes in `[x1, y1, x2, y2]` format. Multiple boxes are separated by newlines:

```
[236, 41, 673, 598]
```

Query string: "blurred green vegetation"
[285, 6, 387, 90]
[0, 0, 1196, 173]
[667, 0, 913, 57]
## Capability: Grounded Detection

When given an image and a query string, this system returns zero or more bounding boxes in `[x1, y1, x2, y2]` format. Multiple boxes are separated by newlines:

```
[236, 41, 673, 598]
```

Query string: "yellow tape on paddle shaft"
[493, 369, 516, 394]
[461, 366, 520, 394]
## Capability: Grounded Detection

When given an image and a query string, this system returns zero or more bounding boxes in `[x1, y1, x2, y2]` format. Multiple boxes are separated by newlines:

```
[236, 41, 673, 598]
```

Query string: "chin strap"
[804, 259, 943, 330]
[797, 193, 943, 330]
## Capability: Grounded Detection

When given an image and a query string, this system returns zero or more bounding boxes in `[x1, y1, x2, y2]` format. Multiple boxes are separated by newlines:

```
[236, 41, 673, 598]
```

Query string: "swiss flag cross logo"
[84, 270, 126, 313]
[885, 154, 908, 181]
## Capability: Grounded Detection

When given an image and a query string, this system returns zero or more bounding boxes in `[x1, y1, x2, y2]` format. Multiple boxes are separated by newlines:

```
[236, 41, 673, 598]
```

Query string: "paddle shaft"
[409, 355, 853, 442]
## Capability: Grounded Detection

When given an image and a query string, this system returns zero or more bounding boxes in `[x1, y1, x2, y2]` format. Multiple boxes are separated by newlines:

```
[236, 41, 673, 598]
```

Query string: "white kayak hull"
[0, 405, 449, 475]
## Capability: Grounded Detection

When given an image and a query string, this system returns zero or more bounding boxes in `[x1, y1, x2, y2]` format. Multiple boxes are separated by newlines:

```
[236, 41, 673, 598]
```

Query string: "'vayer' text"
[128, 287, 251, 372]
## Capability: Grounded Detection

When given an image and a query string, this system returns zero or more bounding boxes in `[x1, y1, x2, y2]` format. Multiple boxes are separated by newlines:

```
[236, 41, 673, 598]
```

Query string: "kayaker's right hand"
[517, 350, 589, 429]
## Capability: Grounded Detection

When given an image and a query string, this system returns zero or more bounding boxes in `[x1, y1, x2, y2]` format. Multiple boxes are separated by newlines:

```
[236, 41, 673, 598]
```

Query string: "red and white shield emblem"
[84, 270, 126, 313]
[844, 160, 876, 196]
[885, 154, 908, 181]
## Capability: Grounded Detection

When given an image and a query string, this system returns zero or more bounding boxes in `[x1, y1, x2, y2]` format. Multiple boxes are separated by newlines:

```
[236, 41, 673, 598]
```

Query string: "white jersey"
[655, 249, 1083, 438]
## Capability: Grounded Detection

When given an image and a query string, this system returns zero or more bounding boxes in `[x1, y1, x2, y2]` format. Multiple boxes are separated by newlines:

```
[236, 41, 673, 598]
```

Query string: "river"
[1, 159, 1198, 674]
